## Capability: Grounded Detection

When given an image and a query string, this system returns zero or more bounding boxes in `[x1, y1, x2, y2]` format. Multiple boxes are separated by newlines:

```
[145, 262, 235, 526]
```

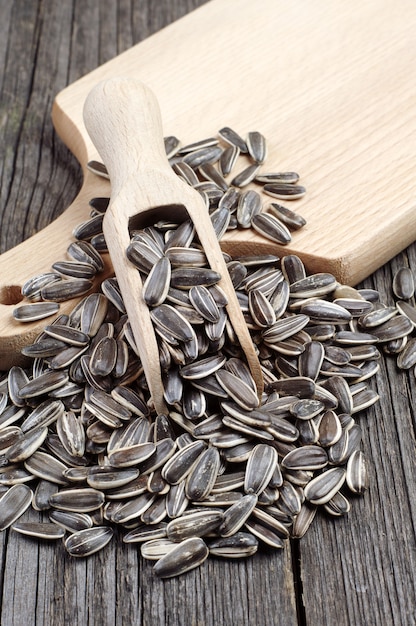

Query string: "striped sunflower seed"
[208, 532, 258, 558]
[392, 267, 414, 300]
[13, 302, 60, 322]
[303, 467, 346, 505]
[185, 446, 220, 501]
[64, 526, 113, 557]
[219, 494, 258, 537]
[12, 522, 65, 540]
[219, 145, 240, 177]
[153, 536, 209, 578]
[215, 369, 259, 411]
[251, 213, 292, 245]
[0, 484, 33, 531]
[246, 131, 267, 164]
[48, 510, 93, 533]
[49, 488, 105, 512]
[218, 127, 248, 152]
[263, 183, 306, 200]
[244, 444, 277, 495]
[67, 240, 104, 271]
[281, 445, 328, 471]
[346, 450, 369, 494]
[267, 202, 306, 230]
[166, 510, 223, 541]
[231, 163, 261, 188]
[143, 256, 171, 307]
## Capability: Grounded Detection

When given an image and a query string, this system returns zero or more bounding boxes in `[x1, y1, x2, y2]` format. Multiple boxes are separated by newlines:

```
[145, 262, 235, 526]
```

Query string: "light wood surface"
[83, 77, 263, 412]
[1, 0, 416, 366]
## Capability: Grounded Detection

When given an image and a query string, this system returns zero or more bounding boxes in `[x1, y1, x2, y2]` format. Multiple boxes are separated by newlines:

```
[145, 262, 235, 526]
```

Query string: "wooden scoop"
[82, 77, 263, 414]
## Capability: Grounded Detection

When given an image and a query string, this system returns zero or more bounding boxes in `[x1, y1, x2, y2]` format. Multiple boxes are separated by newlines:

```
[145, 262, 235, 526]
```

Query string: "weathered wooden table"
[1, 1, 416, 624]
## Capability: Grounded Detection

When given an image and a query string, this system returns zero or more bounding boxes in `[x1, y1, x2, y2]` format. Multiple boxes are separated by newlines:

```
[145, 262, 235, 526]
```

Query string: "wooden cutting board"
[1, 0, 416, 366]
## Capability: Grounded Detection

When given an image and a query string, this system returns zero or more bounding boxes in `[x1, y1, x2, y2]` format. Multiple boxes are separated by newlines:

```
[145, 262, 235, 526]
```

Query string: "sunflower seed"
[266, 203, 306, 230]
[167, 510, 223, 541]
[281, 443, 327, 470]
[43, 324, 89, 347]
[12, 522, 65, 540]
[67, 240, 104, 271]
[64, 526, 113, 557]
[215, 369, 259, 411]
[291, 502, 317, 538]
[301, 299, 352, 324]
[6, 426, 48, 463]
[161, 440, 206, 485]
[248, 289, 276, 328]
[370, 315, 413, 342]
[172, 161, 200, 186]
[219, 145, 240, 177]
[188, 286, 221, 323]
[185, 446, 220, 501]
[393, 267, 414, 300]
[87, 160, 109, 179]
[244, 444, 277, 495]
[251, 213, 292, 245]
[359, 305, 397, 328]
[218, 127, 248, 152]
[246, 131, 267, 164]
[13, 302, 60, 322]
[21, 273, 61, 301]
[88, 336, 117, 377]
[208, 531, 258, 558]
[346, 450, 369, 494]
[323, 491, 351, 516]
[86, 466, 139, 490]
[317, 410, 342, 447]
[0, 484, 33, 530]
[396, 300, 416, 326]
[108, 442, 156, 468]
[230, 163, 261, 188]
[304, 467, 346, 505]
[244, 519, 285, 549]
[170, 267, 221, 290]
[18, 371, 69, 400]
[49, 487, 105, 512]
[40, 278, 93, 302]
[80, 293, 108, 336]
[198, 162, 228, 191]
[153, 536, 209, 578]
[268, 376, 315, 399]
[164, 135, 181, 158]
[182, 146, 222, 169]
[218, 494, 258, 537]
[263, 183, 306, 200]
[7, 367, 29, 407]
[52, 260, 97, 280]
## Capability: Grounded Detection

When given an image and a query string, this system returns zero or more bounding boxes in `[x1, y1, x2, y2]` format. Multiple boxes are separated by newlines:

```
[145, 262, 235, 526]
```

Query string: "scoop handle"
[83, 77, 169, 200]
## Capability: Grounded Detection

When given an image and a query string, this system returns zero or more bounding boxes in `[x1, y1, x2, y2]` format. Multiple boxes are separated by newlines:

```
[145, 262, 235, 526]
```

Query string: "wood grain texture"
[0, 1, 416, 625]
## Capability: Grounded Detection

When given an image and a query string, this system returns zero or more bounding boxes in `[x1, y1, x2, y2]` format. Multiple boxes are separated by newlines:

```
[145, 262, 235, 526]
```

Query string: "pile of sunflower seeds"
[13, 126, 306, 324]
[2, 127, 416, 578]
